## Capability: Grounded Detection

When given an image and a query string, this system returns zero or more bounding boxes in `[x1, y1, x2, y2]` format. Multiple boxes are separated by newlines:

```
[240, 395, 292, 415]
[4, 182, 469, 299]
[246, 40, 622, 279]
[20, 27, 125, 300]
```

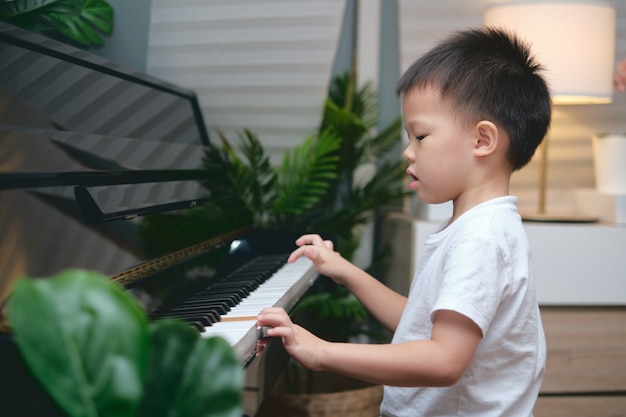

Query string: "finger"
[290, 246, 320, 265]
[257, 306, 287, 317]
[257, 307, 290, 327]
[287, 246, 307, 263]
[295, 234, 324, 247]
[263, 325, 294, 340]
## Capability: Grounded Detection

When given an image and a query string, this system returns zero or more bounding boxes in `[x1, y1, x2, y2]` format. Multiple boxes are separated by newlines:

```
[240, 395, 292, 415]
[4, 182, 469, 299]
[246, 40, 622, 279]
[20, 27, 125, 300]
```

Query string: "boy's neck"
[448, 175, 511, 225]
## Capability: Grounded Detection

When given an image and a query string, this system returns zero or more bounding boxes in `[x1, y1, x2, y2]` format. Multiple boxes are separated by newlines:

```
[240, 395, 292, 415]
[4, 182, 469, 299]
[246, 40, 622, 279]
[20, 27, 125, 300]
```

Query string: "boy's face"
[402, 87, 476, 205]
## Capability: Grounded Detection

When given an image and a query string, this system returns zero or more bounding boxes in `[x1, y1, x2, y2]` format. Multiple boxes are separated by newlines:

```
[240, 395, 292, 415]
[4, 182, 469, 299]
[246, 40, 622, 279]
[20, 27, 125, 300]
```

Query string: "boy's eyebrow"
[404, 116, 429, 130]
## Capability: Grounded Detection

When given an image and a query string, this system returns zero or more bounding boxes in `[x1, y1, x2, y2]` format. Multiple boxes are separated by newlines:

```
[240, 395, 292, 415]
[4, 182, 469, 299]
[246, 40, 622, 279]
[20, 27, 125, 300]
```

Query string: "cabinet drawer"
[534, 307, 626, 417]
[534, 396, 626, 417]
[539, 307, 626, 393]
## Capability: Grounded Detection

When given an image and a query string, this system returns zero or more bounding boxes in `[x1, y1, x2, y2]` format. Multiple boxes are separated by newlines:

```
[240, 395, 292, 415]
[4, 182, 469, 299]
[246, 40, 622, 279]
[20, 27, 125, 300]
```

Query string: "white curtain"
[147, 0, 346, 164]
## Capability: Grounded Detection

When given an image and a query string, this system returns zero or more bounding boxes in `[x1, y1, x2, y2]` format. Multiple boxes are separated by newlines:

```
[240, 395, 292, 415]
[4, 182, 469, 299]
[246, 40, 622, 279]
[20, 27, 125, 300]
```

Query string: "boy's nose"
[403, 144, 414, 163]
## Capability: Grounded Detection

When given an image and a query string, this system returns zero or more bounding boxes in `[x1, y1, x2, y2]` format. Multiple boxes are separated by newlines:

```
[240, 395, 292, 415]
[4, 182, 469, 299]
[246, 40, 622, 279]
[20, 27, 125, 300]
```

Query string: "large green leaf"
[0, 0, 71, 18]
[0, 0, 114, 46]
[138, 320, 243, 417]
[7, 269, 148, 417]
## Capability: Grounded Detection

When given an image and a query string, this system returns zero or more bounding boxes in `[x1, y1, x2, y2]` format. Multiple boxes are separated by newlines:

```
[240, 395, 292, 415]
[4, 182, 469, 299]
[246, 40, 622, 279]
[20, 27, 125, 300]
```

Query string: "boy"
[257, 27, 550, 416]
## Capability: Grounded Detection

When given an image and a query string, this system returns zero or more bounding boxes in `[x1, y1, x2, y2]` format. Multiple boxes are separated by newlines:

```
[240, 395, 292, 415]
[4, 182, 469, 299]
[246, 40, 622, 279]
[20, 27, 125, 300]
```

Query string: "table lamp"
[484, 0, 616, 221]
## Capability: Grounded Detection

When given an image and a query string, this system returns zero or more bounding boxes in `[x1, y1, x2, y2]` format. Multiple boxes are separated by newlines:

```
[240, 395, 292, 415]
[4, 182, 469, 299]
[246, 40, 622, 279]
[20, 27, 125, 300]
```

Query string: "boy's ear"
[472, 120, 499, 157]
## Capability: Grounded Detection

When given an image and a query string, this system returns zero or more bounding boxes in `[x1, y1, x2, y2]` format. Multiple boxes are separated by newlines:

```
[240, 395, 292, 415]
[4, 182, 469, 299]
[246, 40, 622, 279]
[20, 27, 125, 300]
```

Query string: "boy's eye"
[416, 135, 426, 141]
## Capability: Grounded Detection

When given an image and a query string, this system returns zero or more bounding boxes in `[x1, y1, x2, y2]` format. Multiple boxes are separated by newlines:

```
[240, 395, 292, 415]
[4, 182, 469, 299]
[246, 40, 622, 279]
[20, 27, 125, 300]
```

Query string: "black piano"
[0, 22, 320, 417]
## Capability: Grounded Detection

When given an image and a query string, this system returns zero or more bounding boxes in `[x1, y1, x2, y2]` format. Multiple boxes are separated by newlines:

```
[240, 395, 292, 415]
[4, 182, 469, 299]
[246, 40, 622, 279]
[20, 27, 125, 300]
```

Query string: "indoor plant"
[5, 268, 243, 417]
[139, 71, 408, 416]
[138, 71, 409, 341]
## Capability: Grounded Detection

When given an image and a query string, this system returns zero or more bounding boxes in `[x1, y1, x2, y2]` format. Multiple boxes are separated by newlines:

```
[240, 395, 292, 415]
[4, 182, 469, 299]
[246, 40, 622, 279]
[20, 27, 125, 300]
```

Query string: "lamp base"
[520, 212, 598, 223]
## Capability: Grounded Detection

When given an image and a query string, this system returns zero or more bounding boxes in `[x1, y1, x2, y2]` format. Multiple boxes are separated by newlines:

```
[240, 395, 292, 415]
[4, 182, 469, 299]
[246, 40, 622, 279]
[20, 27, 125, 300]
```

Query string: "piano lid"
[0, 22, 209, 145]
[0, 23, 217, 304]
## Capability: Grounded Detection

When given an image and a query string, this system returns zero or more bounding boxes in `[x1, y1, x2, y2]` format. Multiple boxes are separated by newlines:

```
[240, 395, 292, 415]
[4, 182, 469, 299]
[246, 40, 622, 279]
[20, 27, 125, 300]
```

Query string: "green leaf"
[326, 72, 379, 129]
[272, 129, 341, 215]
[139, 320, 243, 417]
[360, 116, 404, 162]
[0, 0, 114, 46]
[0, 0, 67, 19]
[7, 269, 148, 417]
[201, 128, 274, 226]
[48, 0, 113, 45]
[236, 129, 276, 218]
[177, 335, 242, 417]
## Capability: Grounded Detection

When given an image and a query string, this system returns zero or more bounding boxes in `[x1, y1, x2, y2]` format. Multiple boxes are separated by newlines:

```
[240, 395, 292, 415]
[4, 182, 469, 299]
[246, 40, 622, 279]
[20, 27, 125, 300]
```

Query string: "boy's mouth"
[407, 169, 419, 190]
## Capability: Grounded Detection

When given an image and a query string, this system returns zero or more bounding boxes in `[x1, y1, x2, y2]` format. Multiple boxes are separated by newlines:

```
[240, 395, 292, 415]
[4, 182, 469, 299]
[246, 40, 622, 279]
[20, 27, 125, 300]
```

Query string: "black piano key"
[156, 303, 228, 317]
[155, 310, 221, 326]
[157, 294, 229, 308]
[188, 289, 247, 305]
[189, 322, 206, 332]
[172, 302, 230, 314]
[188, 291, 242, 305]
[150, 254, 290, 332]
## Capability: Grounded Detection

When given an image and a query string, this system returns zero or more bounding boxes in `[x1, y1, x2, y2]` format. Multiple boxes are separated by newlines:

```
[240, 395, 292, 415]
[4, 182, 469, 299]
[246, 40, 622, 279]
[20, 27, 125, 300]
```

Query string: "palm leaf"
[237, 129, 276, 217]
[201, 129, 277, 227]
[202, 130, 271, 214]
[272, 129, 341, 216]
[359, 116, 404, 162]
[327, 73, 379, 130]
[303, 159, 408, 245]
[200, 141, 248, 216]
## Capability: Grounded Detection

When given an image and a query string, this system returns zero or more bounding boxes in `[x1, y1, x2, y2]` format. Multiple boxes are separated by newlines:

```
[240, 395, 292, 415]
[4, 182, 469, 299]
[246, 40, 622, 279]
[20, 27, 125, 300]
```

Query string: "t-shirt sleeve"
[430, 233, 509, 337]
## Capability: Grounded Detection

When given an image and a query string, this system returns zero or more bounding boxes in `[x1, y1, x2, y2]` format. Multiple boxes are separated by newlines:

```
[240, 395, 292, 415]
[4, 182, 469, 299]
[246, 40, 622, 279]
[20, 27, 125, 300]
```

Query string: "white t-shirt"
[380, 196, 546, 417]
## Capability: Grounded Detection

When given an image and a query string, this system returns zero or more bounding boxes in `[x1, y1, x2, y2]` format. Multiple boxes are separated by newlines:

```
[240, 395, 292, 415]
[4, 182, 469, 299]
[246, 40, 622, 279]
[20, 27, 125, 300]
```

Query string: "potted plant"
[3, 268, 243, 417]
[138, 71, 408, 342]
[138, 71, 408, 416]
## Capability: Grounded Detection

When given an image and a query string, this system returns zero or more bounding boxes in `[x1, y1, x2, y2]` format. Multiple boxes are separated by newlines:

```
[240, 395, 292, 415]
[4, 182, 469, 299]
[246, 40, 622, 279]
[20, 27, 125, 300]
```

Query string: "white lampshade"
[484, 0, 616, 105]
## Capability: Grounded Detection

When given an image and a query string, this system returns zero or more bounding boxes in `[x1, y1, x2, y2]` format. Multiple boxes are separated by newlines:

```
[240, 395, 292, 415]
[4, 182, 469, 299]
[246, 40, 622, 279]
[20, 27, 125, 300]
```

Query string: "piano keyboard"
[152, 255, 318, 363]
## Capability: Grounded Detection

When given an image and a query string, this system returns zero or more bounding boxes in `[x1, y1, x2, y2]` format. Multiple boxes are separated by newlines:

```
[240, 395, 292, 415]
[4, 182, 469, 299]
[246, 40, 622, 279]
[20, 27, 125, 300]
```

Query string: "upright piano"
[0, 23, 320, 417]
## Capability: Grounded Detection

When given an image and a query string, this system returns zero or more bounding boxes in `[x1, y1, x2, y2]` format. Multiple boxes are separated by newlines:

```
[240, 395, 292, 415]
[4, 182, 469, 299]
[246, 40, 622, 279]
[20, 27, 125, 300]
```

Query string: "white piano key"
[201, 256, 318, 362]
[200, 319, 257, 347]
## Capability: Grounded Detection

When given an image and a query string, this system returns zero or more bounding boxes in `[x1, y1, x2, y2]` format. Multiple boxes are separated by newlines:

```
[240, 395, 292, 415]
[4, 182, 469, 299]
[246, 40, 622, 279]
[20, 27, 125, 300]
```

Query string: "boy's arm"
[334, 261, 407, 332]
[288, 234, 407, 332]
[257, 308, 482, 387]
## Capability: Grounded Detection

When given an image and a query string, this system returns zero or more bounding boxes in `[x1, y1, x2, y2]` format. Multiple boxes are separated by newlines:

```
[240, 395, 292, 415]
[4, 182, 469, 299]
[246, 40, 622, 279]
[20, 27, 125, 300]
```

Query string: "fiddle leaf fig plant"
[7, 269, 243, 417]
[0, 0, 114, 46]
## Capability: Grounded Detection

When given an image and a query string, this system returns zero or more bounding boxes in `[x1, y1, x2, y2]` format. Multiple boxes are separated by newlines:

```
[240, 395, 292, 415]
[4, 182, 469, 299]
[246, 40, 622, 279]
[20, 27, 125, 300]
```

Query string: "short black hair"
[396, 27, 551, 171]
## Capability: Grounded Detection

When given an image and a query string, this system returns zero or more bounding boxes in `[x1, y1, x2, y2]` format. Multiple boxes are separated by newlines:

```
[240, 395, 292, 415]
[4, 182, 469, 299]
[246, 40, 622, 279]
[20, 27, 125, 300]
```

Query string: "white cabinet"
[380, 213, 626, 305]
